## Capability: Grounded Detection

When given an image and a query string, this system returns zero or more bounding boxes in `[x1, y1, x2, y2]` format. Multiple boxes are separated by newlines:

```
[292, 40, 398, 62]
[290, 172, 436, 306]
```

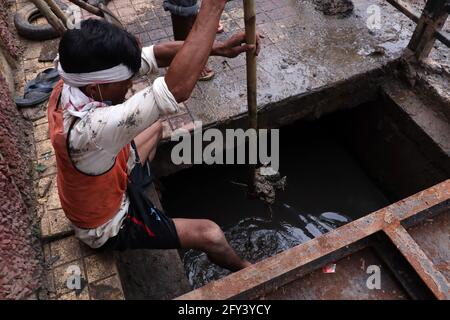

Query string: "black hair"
[58, 19, 141, 73]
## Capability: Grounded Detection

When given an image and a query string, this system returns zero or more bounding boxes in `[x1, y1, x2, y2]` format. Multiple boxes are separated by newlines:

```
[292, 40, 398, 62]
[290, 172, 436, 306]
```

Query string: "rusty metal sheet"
[262, 248, 408, 300]
[384, 224, 450, 300]
[408, 210, 450, 280]
[176, 180, 449, 300]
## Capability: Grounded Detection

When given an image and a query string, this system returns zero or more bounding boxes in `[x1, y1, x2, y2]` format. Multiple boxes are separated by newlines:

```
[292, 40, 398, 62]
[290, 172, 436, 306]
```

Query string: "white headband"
[54, 55, 134, 87]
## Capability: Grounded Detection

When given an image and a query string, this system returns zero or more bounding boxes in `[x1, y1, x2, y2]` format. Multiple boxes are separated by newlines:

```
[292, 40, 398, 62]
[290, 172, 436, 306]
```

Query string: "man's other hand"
[212, 32, 264, 58]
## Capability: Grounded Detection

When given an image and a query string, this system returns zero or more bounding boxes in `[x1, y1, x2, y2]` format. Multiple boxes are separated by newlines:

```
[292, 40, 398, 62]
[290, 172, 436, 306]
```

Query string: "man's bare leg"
[170, 13, 214, 81]
[134, 122, 248, 271]
[135, 124, 248, 271]
[170, 14, 195, 40]
[134, 120, 163, 165]
[174, 218, 251, 271]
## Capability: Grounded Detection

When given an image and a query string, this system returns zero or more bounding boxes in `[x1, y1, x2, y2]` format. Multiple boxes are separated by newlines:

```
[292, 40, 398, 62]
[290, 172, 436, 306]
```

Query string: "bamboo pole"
[243, 0, 257, 196]
[31, 0, 66, 36]
[43, 0, 73, 29]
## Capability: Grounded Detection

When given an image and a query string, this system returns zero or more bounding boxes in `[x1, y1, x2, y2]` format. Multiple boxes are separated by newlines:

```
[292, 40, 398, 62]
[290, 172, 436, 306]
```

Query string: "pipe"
[31, 0, 66, 35]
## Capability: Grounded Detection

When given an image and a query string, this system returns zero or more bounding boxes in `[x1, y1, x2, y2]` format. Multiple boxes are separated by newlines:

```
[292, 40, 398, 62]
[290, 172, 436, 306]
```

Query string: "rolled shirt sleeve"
[138, 45, 160, 76]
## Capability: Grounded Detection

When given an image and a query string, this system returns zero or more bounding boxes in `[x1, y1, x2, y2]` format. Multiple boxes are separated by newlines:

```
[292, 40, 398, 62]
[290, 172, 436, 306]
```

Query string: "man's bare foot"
[199, 65, 215, 81]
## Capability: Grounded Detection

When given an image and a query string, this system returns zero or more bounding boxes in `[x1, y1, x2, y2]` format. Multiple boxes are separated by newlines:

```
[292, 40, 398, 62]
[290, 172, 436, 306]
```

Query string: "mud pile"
[313, 0, 354, 16]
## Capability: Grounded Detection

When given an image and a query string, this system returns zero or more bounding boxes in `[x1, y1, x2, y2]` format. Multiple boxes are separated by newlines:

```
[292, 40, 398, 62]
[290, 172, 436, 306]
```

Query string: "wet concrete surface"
[112, 0, 450, 131]
[11, 0, 450, 132]
[185, 0, 444, 127]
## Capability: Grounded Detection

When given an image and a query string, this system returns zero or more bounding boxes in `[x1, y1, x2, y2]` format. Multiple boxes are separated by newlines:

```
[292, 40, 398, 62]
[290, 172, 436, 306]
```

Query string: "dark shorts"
[100, 143, 181, 251]
[163, 0, 199, 17]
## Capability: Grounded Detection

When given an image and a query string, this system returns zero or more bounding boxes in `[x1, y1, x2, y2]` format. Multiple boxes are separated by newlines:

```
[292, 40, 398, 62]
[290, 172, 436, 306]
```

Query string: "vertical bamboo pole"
[243, 0, 257, 196]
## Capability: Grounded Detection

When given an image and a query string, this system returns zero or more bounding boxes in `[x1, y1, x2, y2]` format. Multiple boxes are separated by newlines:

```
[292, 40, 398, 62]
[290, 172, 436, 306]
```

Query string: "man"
[163, 0, 222, 80]
[49, 0, 260, 272]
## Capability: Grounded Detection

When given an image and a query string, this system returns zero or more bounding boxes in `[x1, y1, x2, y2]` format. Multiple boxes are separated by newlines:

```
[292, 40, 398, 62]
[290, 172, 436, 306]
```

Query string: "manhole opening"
[159, 96, 446, 290]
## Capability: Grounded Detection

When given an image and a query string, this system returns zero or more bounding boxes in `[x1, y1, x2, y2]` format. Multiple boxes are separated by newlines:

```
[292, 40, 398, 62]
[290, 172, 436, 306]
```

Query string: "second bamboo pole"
[243, 0, 258, 196]
[31, 0, 66, 36]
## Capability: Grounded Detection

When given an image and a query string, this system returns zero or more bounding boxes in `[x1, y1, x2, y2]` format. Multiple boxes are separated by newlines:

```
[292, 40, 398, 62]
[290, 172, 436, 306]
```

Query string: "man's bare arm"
[153, 41, 184, 68]
[154, 32, 262, 68]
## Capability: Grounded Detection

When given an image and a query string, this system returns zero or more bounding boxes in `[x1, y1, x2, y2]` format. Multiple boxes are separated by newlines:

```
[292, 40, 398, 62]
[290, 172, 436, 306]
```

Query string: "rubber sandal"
[198, 69, 215, 81]
[34, 68, 60, 84]
[15, 68, 60, 108]
[217, 22, 224, 34]
[15, 85, 54, 108]
[24, 68, 59, 89]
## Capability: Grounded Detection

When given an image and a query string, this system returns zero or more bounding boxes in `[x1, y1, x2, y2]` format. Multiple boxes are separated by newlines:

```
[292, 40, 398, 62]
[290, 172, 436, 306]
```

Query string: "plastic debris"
[322, 263, 337, 273]
[360, 258, 366, 271]
[358, 45, 386, 57]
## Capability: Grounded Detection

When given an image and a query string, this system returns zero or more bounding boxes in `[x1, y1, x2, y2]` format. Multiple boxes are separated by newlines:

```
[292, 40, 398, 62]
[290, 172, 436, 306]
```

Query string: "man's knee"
[148, 120, 163, 142]
[198, 220, 225, 250]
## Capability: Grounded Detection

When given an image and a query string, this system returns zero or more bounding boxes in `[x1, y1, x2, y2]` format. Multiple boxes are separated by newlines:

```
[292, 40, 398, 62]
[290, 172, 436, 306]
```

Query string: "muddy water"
[161, 120, 389, 288]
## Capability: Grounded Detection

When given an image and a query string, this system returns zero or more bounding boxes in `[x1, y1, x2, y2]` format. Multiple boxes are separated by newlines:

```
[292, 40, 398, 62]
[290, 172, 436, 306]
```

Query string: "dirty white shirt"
[65, 46, 180, 248]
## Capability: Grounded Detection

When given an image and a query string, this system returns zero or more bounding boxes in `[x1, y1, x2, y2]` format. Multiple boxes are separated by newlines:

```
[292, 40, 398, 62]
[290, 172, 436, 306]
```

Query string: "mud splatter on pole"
[243, 0, 257, 196]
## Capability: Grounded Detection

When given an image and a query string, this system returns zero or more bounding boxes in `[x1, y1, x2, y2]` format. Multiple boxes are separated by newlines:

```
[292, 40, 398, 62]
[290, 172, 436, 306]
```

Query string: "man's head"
[58, 19, 141, 105]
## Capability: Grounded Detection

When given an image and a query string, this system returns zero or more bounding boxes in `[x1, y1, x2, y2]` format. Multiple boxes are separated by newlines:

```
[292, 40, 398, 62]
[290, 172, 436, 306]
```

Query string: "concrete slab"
[13, 0, 450, 135]
[75, 0, 447, 135]
[382, 78, 450, 170]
